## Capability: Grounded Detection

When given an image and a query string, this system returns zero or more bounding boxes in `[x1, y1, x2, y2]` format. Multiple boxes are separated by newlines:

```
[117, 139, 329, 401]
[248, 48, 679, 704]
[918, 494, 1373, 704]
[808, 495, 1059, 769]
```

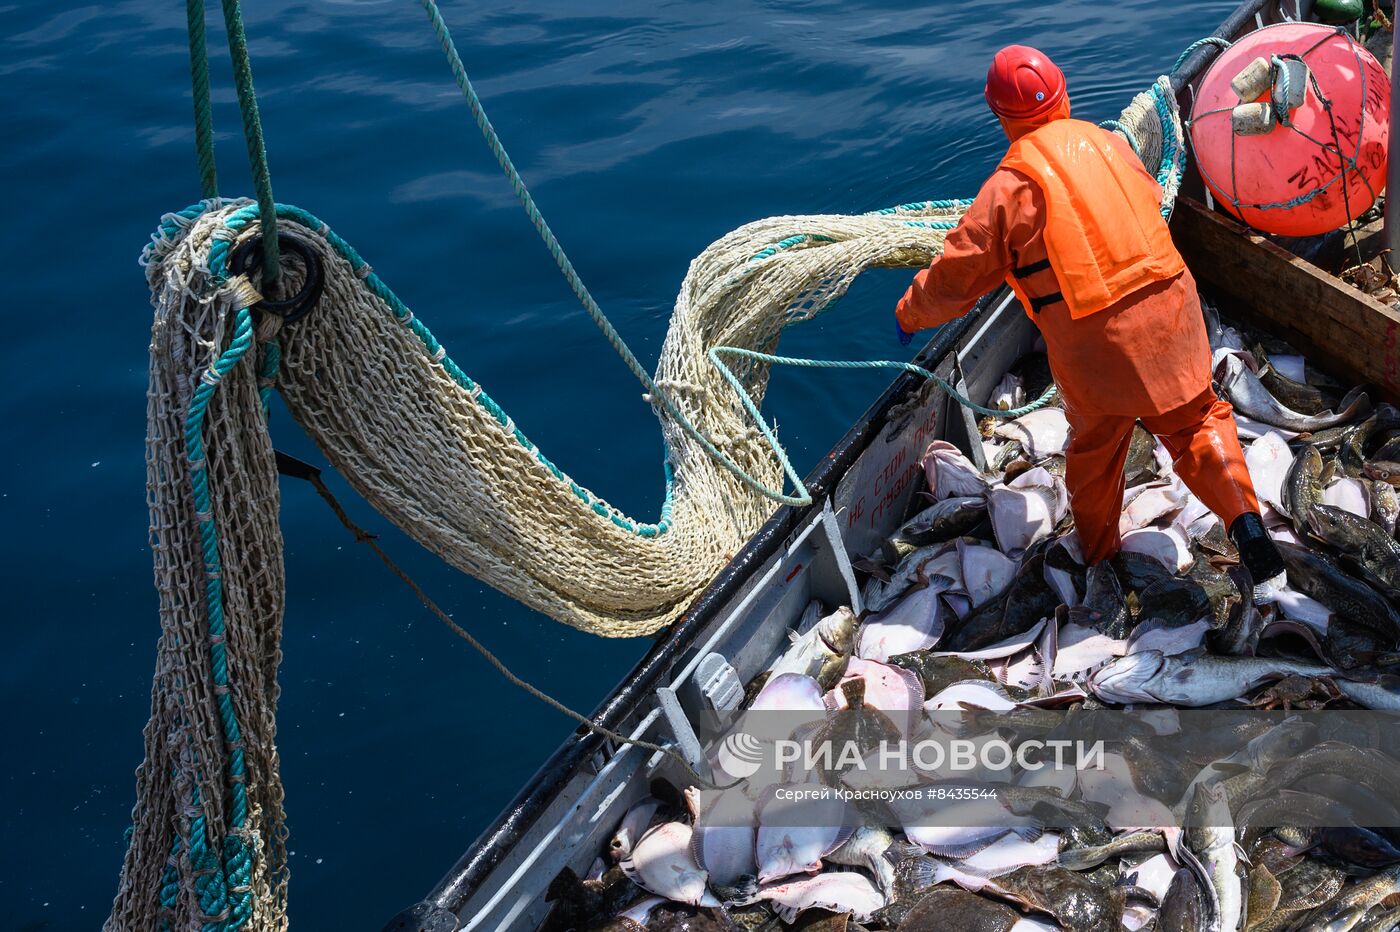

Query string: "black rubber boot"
[1229, 512, 1286, 585]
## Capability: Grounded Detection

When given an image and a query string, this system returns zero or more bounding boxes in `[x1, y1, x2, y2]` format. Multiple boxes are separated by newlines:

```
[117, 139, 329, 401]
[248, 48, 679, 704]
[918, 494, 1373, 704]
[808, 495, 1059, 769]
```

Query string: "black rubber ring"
[229, 232, 325, 324]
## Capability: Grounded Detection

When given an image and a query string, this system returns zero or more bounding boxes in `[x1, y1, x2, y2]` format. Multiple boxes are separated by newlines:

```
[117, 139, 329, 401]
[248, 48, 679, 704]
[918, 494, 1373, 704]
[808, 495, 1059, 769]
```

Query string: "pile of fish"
[548, 303, 1400, 932]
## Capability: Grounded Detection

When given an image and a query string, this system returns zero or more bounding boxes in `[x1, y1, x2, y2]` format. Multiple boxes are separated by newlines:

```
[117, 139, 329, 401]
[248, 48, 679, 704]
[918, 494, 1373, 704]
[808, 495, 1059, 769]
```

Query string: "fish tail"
[1011, 819, 1045, 844]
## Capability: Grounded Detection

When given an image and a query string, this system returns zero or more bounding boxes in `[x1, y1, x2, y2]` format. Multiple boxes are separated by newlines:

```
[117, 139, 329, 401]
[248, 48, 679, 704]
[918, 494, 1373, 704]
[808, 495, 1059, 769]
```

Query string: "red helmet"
[985, 45, 1067, 120]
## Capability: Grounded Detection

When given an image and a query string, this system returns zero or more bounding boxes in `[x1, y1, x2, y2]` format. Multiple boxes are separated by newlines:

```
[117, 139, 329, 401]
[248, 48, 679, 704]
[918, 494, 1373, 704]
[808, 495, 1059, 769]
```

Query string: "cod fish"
[1282, 444, 1326, 537]
[1338, 404, 1400, 477]
[1284, 864, 1400, 932]
[767, 606, 855, 689]
[1305, 504, 1400, 599]
[1365, 459, 1400, 487]
[1255, 348, 1335, 415]
[1276, 542, 1400, 643]
[1179, 782, 1241, 932]
[1160, 865, 1217, 932]
[1369, 480, 1399, 535]
[1354, 907, 1400, 932]
[1089, 648, 1332, 706]
[1335, 674, 1400, 711]
[1215, 353, 1368, 433]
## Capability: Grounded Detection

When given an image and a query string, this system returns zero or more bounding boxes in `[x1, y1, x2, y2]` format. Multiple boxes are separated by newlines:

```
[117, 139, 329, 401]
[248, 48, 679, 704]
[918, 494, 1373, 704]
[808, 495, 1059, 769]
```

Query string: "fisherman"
[894, 45, 1286, 590]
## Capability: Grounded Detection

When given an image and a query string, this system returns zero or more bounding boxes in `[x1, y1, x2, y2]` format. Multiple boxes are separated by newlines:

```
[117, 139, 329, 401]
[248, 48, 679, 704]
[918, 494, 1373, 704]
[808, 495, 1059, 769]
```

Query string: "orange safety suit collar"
[999, 119, 1185, 320]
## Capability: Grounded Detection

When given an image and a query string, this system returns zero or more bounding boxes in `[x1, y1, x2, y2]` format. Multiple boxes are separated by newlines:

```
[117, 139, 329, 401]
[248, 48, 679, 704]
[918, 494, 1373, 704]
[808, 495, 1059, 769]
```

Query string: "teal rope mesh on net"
[145, 305, 261, 932]
[1151, 80, 1187, 219]
[181, 306, 258, 932]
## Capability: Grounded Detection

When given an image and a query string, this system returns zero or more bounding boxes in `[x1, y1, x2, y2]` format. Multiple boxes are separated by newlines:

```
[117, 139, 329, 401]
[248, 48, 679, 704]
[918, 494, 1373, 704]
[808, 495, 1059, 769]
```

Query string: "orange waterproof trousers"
[1064, 388, 1260, 564]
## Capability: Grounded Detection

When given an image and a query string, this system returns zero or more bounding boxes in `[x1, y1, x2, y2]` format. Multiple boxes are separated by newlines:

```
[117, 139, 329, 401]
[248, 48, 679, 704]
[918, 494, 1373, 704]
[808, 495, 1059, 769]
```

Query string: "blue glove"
[896, 319, 914, 347]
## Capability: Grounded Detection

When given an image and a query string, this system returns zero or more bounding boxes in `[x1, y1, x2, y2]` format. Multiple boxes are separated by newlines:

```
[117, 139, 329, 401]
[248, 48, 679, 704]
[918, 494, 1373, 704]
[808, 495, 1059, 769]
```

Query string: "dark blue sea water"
[2, 1, 1236, 927]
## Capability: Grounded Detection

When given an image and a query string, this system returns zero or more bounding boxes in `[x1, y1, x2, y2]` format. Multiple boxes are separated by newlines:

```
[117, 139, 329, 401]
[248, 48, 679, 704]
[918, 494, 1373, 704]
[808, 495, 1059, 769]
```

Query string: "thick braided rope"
[168, 305, 269, 931]
[1171, 35, 1233, 74]
[186, 0, 218, 199]
[216, 0, 279, 287]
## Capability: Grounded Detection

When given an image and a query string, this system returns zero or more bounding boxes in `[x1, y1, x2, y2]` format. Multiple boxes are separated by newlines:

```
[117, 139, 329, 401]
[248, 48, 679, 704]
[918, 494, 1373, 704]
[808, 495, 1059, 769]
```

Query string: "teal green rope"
[179, 305, 259, 931]
[186, 0, 218, 199]
[1171, 35, 1232, 74]
[216, 0, 278, 287]
[871, 198, 973, 215]
[1099, 119, 1141, 156]
[709, 345, 1059, 420]
[417, 0, 813, 506]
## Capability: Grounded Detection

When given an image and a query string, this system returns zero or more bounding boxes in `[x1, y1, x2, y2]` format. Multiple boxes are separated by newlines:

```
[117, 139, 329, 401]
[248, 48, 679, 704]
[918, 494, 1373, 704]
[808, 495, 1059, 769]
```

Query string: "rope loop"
[1170, 35, 1233, 74]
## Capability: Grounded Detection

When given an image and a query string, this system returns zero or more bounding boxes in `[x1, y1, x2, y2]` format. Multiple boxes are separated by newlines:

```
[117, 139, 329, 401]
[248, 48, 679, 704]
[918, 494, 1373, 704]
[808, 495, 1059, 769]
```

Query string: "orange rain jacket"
[895, 121, 1210, 418]
[896, 116, 1259, 562]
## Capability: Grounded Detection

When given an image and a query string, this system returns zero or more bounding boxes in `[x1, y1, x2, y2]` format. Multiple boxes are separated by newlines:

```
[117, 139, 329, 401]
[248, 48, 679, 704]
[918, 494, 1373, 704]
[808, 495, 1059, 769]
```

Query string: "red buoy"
[1189, 23, 1389, 236]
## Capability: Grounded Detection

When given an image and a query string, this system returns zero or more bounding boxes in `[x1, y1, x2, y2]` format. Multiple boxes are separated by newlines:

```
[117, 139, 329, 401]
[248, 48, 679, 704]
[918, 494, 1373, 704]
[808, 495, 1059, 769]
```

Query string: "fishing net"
[107, 79, 1181, 931]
